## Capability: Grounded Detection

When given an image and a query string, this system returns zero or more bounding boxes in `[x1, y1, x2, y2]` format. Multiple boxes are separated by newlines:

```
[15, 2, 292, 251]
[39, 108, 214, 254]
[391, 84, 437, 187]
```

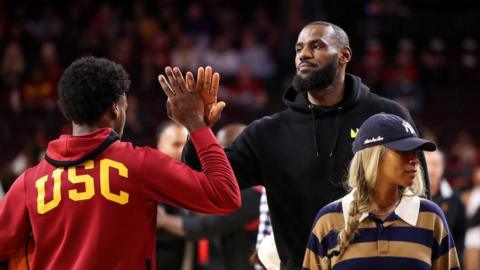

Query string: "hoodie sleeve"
[182, 121, 263, 190]
[140, 127, 240, 214]
[0, 173, 30, 261]
[182, 187, 261, 240]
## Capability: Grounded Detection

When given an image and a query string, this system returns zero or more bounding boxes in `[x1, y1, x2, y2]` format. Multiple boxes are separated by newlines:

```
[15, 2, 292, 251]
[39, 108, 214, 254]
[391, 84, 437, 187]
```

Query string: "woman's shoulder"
[419, 198, 445, 216]
[312, 199, 344, 225]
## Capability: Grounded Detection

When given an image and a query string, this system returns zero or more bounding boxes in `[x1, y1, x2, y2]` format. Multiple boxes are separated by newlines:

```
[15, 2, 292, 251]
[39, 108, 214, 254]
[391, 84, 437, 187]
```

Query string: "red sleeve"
[139, 127, 240, 214]
[0, 173, 30, 261]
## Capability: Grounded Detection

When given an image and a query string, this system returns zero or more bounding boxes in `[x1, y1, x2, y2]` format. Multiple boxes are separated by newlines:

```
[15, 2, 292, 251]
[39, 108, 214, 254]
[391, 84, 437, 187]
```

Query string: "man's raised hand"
[158, 66, 206, 132]
[196, 66, 225, 126]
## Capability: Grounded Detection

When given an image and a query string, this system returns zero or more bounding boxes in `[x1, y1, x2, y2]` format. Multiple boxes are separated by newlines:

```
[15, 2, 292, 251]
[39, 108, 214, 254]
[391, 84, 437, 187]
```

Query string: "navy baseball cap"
[352, 113, 436, 153]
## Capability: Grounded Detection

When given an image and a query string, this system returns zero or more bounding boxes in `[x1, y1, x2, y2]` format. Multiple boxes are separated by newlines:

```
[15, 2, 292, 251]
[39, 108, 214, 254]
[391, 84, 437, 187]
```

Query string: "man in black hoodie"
[162, 21, 429, 270]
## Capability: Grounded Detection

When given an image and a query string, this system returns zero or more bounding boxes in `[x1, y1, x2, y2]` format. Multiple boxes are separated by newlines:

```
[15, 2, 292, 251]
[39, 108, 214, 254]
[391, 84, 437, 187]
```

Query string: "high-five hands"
[158, 67, 206, 132]
[158, 66, 225, 127]
[195, 66, 225, 126]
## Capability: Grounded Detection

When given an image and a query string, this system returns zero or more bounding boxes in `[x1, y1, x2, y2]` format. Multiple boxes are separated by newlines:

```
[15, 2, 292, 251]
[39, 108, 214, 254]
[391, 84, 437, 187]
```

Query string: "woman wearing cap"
[303, 113, 460, 270]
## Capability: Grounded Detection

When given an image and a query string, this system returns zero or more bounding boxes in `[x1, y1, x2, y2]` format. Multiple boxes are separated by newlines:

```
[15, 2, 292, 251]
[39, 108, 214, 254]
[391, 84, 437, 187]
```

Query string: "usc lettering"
[35, 159, 129, 214]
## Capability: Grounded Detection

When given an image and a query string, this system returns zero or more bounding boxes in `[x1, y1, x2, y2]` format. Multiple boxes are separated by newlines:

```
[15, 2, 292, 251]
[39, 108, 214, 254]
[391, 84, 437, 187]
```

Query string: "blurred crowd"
[0, 0, 479, 269]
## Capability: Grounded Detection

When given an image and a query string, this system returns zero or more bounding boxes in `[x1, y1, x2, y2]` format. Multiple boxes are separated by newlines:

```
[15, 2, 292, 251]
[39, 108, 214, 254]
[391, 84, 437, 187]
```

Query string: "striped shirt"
[255, 187, 273, 270]
[256, 187, 272, 248]
[303, 191, 460, 270]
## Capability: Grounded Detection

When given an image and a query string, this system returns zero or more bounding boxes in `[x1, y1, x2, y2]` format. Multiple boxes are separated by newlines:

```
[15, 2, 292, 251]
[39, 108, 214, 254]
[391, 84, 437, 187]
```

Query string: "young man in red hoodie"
[0, 57, 240, 270]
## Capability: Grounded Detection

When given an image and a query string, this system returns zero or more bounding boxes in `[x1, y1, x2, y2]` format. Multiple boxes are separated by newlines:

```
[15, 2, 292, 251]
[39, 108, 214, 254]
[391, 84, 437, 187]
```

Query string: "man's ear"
[339, 46, 352, 65]
[111, 103, 120, 120]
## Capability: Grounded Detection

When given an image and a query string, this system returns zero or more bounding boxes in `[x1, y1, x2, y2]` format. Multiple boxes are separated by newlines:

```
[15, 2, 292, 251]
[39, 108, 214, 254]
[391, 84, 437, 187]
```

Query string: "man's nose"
[298, 47, 313, 61]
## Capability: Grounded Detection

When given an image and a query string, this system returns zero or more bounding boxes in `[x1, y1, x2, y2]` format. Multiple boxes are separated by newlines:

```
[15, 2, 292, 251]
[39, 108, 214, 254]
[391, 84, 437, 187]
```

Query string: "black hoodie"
[182, 74, 429, 270]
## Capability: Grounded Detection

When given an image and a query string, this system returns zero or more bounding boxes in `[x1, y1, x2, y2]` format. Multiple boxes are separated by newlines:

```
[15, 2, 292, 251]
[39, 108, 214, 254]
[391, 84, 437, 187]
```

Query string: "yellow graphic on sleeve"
[36, 168, 63, 214]
[350, 128, 359, 138]
[100, 159, 129, 205]
[68, 160, 95, 201]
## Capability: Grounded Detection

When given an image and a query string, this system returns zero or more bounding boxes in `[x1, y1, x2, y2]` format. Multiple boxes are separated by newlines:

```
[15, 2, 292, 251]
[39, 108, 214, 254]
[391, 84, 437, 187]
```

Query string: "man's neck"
[72, 123, 109, 136]
[307, 75, 345, 107]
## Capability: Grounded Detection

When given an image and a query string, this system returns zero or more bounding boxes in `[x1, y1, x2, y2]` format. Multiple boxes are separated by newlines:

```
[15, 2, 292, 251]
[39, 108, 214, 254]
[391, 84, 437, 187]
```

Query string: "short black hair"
[58, 56, 130, 125]
[307, 21, 350, 48]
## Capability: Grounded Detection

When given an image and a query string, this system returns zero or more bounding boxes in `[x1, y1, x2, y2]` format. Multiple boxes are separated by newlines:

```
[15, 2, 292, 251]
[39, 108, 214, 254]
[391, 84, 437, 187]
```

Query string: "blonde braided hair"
[321, 145, 426, 268]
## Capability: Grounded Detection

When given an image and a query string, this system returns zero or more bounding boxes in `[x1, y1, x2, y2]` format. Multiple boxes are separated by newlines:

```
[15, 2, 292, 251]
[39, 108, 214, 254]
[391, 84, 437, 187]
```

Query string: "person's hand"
[195, 66, 225, 126]
[158, 67, 206, 132]
[156, 205, 167, 228]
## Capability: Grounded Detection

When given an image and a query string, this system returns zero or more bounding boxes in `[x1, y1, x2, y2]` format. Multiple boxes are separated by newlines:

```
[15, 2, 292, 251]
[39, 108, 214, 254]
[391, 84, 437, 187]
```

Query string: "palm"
[159, 66, 225, 127]
[193, 67, 222, 125]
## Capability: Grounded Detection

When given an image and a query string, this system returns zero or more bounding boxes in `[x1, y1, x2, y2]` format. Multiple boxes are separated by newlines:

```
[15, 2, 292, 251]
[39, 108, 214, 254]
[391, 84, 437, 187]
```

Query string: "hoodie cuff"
[189, 127, 217, 151]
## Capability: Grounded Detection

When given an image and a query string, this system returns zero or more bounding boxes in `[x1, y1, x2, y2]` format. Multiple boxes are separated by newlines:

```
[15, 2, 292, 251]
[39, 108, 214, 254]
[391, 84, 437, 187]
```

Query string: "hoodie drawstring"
[329, 107, 343, 158]
[309, 104, 319, 157]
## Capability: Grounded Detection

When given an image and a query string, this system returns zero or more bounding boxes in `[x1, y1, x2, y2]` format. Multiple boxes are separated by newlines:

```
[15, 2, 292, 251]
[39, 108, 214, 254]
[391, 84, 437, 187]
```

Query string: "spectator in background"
[458, 38, 479, 84]
[21, 65, 57, 111]
[353, 39, 386, 94]
[25, 5, 63, 41]
[156, 121, 188, 162]
[150, 32, 172, 75]
[1, 42, 25, 113]
[383, 39, 423, 115]
[419, 38, 448, 84]
[183, 1, 212, 48]
[221, 66, 268, 117]
[171, 34, 201, 72]
[110, 36, 135, 71]
[463, 166, 480, 270]
[460, 38, 478, 71]
[449, 130, 478, 189]
[39, 41, 62, 84]
[425, 149, 466, 261]
[155, 121, 193, 270]
[239, 29, 276, 80]
[202, 34, 240, 80]
[157, 123, 262, 270]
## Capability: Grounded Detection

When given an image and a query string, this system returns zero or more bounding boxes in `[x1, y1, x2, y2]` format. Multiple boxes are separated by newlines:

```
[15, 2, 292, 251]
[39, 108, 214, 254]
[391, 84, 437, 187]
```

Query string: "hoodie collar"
[282, 73, 369, 113]
[45, 128, 119, 167]
[341, 189, 421, 226]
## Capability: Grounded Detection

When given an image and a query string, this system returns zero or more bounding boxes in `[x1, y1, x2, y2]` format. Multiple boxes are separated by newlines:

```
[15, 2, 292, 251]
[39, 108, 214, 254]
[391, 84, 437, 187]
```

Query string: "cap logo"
[402, 121, 416, 134]
[364, 136, 384, 145]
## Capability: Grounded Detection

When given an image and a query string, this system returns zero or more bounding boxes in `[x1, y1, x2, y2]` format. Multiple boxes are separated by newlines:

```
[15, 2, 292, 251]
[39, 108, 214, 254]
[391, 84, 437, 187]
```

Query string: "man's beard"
[292, 58, 338, 93]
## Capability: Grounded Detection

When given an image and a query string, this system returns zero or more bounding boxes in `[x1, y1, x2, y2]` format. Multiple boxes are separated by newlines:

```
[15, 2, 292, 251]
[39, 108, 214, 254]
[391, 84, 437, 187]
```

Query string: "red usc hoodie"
[0, 127, 240, 269]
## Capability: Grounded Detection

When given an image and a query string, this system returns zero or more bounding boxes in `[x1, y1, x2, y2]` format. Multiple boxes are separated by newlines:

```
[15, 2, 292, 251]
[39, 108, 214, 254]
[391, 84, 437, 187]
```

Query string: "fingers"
[195, 67, 205, 94]
[165, 66, 186, 94]
[158, 75, 174, 98]
[186, 72, 195, 92]
[204, 66, 212, 94]
[210, 72, 220, 99]
[173, 67, 188, 93]
[166, 98, 173, 120]
[207, 101, 226, 126]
